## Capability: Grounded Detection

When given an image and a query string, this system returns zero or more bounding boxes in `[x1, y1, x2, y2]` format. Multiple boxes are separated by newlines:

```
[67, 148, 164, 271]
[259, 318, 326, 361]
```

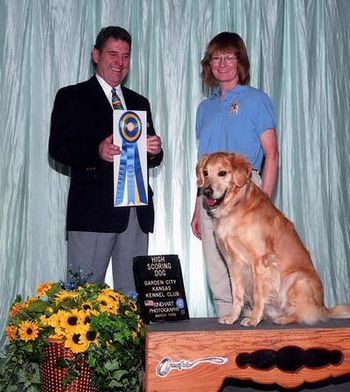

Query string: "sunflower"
[18, 321, 40, 342]
[46, 306, 54, 315]
[4, 276, 144, 391]
[39, 315, 48, 325]
[35, 282, 53, 297]
[84, 329, 99, 346]
[81, 308, 99, 326]
[39, 313, 62, 338]
[45, 318, 65, 340]
[5, 325, 17, 341]
[100, 288, 119, 301]
[65, 331, 90, 353]
[101, 289, 127, 309]
[55, 290, 79, 303]
[136, 318, 142, 333]
[128, 299, 138, 312]
[129, 317, 142, 341]
[96, 294, 119, 315]
[58, 309, 85, 333]
[40, 311, 68, 339]
[41, 312, 60, 328]
[81, 301, 93, 312]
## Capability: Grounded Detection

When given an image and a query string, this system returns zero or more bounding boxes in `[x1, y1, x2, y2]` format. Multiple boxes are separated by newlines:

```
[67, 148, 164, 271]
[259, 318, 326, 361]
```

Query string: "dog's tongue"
[207, 198, 217, 207]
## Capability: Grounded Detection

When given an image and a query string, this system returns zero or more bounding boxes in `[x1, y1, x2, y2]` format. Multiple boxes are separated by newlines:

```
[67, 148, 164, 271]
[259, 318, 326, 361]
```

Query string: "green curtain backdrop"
[1, 0, 350, 352]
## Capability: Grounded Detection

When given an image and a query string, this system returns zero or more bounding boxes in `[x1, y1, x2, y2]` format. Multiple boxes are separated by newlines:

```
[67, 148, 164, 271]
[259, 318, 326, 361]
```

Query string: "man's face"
[92, 38, 130, 87]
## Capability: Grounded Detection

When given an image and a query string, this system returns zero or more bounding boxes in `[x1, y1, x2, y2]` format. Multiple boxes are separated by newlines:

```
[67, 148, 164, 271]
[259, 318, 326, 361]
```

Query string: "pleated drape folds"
[1, 0, 350, 351]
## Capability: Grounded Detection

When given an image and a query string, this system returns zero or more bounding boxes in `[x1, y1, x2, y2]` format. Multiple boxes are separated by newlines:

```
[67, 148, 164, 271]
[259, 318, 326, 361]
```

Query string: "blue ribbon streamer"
[115, 141, 147, 206]
[133, 144, 147, 202]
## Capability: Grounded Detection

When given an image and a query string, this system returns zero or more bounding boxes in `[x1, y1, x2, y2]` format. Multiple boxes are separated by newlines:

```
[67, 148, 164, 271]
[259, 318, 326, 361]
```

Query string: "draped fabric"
[1, 0, 350, 352]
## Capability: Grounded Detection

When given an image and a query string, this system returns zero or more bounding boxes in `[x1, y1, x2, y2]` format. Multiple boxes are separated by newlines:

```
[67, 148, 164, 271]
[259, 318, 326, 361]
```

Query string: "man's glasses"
[210, 55, 237, 65]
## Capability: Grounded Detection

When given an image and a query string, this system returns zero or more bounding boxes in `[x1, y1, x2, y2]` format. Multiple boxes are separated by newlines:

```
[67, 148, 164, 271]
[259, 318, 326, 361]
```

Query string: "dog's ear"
[196, 154, 209, 187]
[230, 154, 251, 187]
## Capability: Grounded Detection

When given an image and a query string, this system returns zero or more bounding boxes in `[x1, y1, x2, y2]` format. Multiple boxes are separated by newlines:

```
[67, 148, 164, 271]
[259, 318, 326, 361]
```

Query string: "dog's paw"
[218, 314, 238, 324]
[272, 315, 295, 325]
[240, 316, 260, 327]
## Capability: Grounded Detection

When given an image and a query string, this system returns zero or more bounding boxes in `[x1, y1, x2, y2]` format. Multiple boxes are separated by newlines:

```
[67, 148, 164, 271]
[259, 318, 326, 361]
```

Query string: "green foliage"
[86, 323, 144, 391]
[0, 354, 40, 392]
[1, 276, 144, 391]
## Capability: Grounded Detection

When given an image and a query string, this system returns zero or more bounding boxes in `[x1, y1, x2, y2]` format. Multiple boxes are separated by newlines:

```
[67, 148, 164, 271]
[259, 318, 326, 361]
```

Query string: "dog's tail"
[326, 304, 350, 319]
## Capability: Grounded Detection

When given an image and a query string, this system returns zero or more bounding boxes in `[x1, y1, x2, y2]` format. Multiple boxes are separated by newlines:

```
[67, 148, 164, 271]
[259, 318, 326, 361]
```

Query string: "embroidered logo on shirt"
[229, 101, 239, 114]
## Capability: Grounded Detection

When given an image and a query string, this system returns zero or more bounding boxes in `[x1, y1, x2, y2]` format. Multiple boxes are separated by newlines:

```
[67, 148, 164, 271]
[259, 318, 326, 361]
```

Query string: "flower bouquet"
[0, 269, 144, 391]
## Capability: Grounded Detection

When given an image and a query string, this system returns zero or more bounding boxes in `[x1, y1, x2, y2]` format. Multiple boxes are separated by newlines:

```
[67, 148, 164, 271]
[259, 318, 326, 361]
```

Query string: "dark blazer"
[49, 76, 163, 233]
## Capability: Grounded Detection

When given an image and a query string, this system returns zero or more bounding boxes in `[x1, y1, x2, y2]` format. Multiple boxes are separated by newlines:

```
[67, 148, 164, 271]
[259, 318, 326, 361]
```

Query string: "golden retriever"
[196, 152, 350, 326]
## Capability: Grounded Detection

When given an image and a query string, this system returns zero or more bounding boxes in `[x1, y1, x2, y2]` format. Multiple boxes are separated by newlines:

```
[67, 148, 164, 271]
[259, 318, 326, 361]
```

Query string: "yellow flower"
[128, 300, 138, 312]
[100, 288, 117, 298]
[41, 312, 58, 327]
[81, 309, 98, 326]
[101, 289, 125, 305]
[137, 318, 142, 333]
[85, 329, 99, 346]
[5, 325, 17, 341]
[55, 290, 79, 303]
[41, 311, 65, 339]
[58, 309, 85, 332]
[39, 315, 48, 325]
[81, 302, 93, 312]
[6, 279, 142, 387]
[18, 321, 40, 341]
[35, 282, 53, 297]
[65, 331, 90, 353]
[46, 307, 54, 315]
[97, 294, 119, 315]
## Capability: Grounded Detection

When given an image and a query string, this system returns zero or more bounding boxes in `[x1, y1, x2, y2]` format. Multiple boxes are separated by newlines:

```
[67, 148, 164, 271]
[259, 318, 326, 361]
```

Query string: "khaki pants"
[199, 171, 262, 317]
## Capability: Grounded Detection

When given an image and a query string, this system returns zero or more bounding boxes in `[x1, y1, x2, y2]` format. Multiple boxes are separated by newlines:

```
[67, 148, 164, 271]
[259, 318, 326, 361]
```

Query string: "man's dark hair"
[94, 26, 132, 52]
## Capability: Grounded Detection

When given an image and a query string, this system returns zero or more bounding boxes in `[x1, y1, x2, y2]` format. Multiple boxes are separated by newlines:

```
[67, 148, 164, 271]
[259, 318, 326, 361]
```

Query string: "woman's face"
[210, 51, 239, 89]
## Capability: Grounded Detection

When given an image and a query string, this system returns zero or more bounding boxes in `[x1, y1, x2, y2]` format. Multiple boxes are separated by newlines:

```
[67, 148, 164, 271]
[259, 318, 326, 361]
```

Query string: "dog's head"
[196, 152, 252, 215]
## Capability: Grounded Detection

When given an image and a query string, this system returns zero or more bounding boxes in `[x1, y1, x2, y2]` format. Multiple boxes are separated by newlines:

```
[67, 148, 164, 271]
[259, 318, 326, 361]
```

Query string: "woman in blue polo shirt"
[191, 32, 279, 320]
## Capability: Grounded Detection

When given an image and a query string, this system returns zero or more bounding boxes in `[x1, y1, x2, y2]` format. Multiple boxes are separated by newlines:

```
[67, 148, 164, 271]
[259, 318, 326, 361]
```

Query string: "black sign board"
[133, 254, 189, 324]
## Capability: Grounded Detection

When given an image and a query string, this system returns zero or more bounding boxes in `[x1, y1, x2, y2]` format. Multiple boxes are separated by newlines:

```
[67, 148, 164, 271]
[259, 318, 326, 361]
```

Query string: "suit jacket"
[49, 76, 163, 233]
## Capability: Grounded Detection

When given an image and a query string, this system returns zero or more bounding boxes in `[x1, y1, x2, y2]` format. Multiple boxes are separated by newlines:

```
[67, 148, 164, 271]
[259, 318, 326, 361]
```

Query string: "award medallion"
[119, 112, 142, 143]
[114, 110, 147, 206]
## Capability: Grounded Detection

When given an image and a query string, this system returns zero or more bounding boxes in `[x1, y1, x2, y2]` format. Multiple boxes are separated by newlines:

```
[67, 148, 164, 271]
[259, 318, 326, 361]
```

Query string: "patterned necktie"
[111, 87, 123, 110]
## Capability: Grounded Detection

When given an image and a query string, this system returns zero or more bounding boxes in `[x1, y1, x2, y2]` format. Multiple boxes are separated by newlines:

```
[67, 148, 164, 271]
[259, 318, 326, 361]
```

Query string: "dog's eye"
[203, 170, 208, 177]
[218, 171, 227, 177]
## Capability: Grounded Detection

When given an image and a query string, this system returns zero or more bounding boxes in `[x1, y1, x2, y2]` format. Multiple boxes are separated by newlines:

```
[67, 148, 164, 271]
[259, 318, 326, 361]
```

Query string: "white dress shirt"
[95, 73, 127, 109]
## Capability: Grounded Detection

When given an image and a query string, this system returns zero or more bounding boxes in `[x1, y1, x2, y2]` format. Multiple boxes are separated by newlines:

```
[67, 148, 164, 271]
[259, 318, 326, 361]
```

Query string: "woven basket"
[39, 341, 98, 392]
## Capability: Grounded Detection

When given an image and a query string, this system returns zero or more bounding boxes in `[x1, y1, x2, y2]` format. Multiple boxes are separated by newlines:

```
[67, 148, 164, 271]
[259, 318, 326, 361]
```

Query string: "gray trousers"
[67, 208, 148, 295]
[199, 171, 262, 317]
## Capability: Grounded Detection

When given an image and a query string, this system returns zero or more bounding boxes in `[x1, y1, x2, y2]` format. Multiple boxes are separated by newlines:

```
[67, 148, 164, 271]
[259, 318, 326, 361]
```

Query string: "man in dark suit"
[49, 26, 163, 294]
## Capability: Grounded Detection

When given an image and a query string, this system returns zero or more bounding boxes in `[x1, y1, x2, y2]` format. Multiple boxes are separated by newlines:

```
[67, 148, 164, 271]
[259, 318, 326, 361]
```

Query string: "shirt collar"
[95, 74, 126, 108]
[211, 84, 245, 99]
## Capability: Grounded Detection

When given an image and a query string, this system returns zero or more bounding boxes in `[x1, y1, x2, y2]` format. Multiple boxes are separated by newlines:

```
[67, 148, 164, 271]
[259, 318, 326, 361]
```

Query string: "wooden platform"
[144, 317, 350, 391]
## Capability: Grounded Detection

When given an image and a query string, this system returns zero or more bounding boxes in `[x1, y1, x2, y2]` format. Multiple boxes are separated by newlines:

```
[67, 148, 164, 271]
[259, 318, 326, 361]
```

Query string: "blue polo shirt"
[196, 84, 276, 171]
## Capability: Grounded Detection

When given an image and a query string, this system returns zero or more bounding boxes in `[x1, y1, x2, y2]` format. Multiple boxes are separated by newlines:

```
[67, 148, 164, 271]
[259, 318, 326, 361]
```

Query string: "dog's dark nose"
[203, 187, 213, 198]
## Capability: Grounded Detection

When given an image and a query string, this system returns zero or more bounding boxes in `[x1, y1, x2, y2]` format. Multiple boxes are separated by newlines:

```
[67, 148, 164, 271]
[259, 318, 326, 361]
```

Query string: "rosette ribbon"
[115, 111, 147, 205]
